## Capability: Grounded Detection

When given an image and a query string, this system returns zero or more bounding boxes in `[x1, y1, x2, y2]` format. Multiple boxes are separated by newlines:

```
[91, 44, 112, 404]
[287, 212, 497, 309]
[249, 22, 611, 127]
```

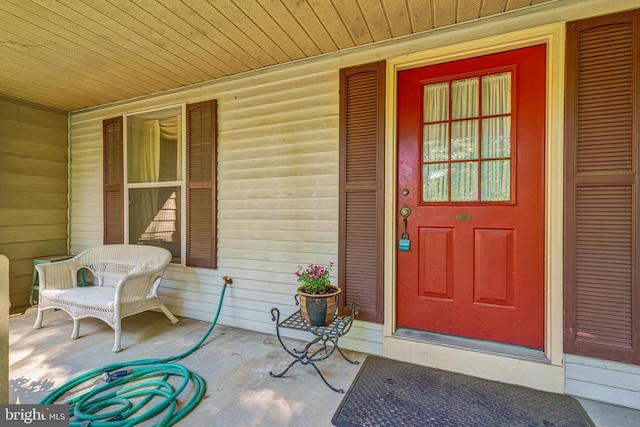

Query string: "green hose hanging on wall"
[40, 277, 232, 427]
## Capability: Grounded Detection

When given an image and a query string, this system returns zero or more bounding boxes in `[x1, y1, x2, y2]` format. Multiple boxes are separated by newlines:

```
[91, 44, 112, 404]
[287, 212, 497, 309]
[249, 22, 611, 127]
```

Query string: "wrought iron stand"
[269, 300, 360, 393]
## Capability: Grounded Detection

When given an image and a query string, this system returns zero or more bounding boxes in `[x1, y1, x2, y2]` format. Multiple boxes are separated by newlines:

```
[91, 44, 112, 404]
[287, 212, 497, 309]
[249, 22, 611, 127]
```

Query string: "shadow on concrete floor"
[10, 306, 363, 426]
[9, 306, 640, 426]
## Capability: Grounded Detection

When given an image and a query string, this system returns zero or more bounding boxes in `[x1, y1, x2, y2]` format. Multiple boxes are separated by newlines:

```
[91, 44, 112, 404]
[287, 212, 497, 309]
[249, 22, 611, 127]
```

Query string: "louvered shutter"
[565, 11, 639, 363]
[186, 100, 217, 268]
[103, 117, 124, 244]
[339, 61, 385, 323]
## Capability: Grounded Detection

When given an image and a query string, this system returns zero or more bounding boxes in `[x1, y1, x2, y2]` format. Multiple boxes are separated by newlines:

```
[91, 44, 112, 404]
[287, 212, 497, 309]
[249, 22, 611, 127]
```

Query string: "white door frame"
[383, 22, 566, 393]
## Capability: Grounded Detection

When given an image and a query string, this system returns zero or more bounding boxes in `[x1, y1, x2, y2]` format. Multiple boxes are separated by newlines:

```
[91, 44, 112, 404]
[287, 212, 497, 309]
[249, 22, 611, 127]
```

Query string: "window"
[422, 71, 513, 203]
[127, 107, 183, 262]
[103, 100, 217, 268]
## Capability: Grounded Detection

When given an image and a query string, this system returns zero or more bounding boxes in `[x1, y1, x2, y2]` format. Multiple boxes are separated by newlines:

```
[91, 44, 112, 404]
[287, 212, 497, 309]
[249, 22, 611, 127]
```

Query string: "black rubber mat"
[332, 355, 595, 427]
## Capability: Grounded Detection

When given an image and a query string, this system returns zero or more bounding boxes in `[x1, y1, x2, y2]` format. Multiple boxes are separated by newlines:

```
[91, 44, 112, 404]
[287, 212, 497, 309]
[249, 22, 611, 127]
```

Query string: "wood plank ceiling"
[0, 0, 554, 112]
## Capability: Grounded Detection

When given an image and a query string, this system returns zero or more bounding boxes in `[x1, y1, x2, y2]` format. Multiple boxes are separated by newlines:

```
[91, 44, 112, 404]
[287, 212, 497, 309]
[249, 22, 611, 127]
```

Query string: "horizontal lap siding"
[69, 60, 380, 353]
[69, 1, 600, 353]
[215, 71, 341, 334]
[0, 96, 68, 307]
[70, 120, 104, 250]
[565, 354, 640, 410]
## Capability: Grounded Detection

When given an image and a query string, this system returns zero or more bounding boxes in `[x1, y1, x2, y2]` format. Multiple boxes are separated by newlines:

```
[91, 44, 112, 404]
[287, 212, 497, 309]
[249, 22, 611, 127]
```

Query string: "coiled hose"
[40, 278, 231, 427]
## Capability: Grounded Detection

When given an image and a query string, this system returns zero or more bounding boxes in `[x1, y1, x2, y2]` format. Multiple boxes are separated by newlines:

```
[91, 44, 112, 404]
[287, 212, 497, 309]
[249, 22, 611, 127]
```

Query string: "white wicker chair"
[33, 244, 179, 352]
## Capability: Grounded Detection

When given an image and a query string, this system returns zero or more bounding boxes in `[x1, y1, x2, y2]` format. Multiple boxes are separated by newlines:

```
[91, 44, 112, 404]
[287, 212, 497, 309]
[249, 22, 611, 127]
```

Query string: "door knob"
[399, 205, 411, 251]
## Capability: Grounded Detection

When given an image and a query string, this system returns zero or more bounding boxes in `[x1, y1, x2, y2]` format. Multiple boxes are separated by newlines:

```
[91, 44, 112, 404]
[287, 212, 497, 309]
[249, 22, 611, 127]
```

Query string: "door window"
[422, 71, 513, 203]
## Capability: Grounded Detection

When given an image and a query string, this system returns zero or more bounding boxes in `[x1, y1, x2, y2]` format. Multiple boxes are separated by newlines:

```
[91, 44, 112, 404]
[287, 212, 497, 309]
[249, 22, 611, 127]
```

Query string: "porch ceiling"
[1, 0, 554, 112]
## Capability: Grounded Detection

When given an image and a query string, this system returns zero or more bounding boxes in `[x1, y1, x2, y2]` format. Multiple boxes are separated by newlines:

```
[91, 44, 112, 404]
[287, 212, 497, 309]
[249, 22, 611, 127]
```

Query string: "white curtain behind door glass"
[481, 73, 511, 201]
[451, 78, 478, 201]
[423, 82, 449, 201]
[423, 123, 448, 162]
[422, 74, 511, 202]
[482, 72, 511, 115]
[423, 163, 448, 202]
[452, 78, 478, 119]
[423, 83, 449, 163]
[451, 119, 478, 160]
[423, 82, 448, 122]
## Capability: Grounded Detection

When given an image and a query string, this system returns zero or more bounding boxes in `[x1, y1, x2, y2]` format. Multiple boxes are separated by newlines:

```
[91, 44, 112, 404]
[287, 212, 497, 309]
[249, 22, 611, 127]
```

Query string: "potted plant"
[295, 262, 341, 326]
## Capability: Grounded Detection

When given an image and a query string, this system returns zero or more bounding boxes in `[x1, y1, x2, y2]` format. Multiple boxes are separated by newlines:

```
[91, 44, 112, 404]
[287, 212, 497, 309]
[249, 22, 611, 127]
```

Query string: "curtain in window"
[142, 118, 183, 245]
[159, 116, 182, 182]
[104, 101, 216, 267]
[452, 78, 478, 119]
[423, 73, 511, 202]
[422, 83, 449, 201]
[481, 72, 511, 201]
[130, 120, 160, 244]
[451, 78, 478, 202]
[140, 120, 160, 182]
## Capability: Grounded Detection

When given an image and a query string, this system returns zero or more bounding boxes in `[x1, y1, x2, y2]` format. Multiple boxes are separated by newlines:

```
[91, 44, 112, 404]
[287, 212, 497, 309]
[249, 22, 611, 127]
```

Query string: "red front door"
[396, 45, 546, 349]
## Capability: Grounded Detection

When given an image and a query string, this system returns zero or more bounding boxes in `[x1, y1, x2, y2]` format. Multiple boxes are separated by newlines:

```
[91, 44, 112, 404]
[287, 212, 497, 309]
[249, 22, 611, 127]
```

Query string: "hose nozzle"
[102, 370, 131, 383]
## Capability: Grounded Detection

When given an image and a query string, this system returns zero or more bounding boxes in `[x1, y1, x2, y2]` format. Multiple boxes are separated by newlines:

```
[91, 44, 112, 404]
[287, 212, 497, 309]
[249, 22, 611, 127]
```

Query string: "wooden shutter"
[339, 61, 385, 323]
[103, 117, 124, 244]
[564, 10, 640, 364]
[186, 100, 217, 268]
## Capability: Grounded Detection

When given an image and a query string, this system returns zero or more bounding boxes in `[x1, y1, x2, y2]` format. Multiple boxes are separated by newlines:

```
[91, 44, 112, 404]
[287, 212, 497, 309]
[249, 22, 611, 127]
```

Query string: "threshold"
[393, 328, 549, 364]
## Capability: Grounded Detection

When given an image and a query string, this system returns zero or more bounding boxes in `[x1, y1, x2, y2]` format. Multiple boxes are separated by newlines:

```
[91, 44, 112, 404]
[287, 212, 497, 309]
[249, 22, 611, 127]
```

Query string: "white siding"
[69, 51, 385, 353]
[0, 96, 68, 307]
[68, 0, 640, 367]
[566, 355, 640, 410]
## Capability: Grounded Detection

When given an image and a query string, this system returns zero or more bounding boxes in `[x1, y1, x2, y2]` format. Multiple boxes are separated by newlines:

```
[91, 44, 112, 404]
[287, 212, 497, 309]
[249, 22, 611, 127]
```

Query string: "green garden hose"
[40, 278, 231, 427]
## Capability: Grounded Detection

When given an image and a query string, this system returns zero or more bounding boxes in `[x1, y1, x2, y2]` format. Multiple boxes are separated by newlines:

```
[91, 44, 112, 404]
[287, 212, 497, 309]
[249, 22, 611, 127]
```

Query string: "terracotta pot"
[297, 286, 341, 326]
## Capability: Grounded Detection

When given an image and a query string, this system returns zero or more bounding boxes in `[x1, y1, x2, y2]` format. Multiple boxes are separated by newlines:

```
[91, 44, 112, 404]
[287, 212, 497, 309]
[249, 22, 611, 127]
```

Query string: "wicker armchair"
[33, 244, 179, 352]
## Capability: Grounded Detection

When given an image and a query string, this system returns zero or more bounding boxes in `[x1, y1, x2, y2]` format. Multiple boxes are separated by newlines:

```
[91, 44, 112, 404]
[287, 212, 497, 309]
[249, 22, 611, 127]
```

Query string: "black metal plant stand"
[269, 299, 360, 393]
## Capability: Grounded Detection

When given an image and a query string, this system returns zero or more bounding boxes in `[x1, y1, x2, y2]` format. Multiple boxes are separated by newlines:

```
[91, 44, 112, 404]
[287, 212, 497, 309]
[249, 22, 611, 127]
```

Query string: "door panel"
[418, 227, 453, 298]
[397, 45, 546, 349]
[474, 228, 514, 305]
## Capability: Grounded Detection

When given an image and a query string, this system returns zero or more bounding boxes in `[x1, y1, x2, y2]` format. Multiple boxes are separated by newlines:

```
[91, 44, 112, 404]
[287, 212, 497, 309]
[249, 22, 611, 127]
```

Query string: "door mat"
[332, 356, 595, 427]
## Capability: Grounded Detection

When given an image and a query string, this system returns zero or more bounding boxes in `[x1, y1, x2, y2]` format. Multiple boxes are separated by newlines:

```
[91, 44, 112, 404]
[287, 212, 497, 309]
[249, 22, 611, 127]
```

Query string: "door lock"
[399, 205, 411, 251]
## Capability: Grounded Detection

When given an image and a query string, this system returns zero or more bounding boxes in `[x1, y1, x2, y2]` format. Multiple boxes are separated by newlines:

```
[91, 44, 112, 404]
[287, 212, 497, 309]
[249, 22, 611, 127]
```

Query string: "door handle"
[399, 205, 411, 251]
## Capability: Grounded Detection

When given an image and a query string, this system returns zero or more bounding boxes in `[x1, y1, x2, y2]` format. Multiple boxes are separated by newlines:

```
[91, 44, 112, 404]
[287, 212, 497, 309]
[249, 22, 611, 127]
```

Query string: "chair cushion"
[41, 286, 116, 310]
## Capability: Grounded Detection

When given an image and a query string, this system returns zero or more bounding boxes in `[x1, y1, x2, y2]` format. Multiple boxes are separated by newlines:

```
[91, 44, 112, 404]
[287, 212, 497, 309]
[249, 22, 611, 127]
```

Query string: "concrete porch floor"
[9, 307, 640, 427]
